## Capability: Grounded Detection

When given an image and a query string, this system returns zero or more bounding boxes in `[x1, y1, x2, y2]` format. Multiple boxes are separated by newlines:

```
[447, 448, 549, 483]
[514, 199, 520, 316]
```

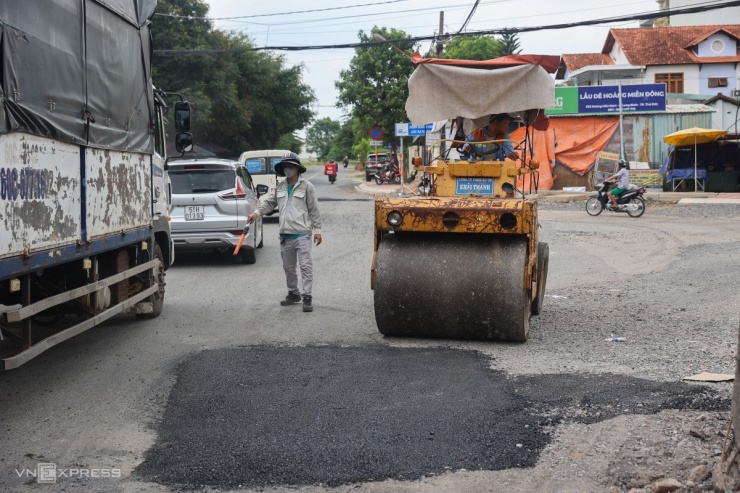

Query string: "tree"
[500, 32, 522, 56]
[336, 27, 416, 163]
[352, 138, 373, 164]
[441, 34, 503, 60]
[305, 118, 340, 160]
[277, 133, 303, 153]
[327, 119, 356, 161]
[151, 0, 315, 157]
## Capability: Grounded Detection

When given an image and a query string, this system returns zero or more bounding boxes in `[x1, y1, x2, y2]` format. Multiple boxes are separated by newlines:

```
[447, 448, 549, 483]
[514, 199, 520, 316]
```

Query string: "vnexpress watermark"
[15, 463, 121, 483]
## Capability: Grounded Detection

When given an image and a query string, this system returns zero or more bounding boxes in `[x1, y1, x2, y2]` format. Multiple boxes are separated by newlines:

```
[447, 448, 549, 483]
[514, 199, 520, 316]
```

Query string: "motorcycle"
[374, 163, 401, 185]
[586, 182, 647, 218]
[324, 161, 338, 184]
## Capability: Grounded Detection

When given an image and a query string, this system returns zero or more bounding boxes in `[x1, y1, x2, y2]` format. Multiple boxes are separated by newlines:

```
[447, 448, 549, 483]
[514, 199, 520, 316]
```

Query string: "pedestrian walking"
[247, 152, 322, 312]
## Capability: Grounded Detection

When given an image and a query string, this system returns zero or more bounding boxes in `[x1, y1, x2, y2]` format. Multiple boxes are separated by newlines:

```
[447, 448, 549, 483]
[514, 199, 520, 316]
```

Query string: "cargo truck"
[0, 0, 193, 369]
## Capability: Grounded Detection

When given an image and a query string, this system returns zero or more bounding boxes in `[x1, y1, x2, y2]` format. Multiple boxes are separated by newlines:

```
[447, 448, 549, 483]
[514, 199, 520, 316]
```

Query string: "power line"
[154, 0, 740, 56]
[208, 2, 481, 27]
[155, 0, 413, 21]
[457, 0, 481, 34]
[213, 0, 644, 39]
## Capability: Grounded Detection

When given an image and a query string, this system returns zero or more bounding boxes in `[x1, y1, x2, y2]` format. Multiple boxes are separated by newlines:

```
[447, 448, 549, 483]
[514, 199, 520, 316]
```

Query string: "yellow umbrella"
[663, 127, 727, 191]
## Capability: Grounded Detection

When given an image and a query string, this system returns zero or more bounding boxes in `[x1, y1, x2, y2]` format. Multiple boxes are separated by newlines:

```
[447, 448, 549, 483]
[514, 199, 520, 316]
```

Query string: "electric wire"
[456, 0, 481, 34]
[154, 0, 740, 55]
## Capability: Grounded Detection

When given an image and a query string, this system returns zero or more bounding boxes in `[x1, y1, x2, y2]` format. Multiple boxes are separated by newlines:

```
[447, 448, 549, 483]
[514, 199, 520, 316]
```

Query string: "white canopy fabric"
[405, 63, 555, 127]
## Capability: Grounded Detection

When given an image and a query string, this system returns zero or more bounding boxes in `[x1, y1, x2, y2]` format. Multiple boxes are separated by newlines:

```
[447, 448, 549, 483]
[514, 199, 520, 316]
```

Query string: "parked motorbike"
[374, 163, 401, 185]
[586, 182, 647, 218]
[324, 161, 338, 184]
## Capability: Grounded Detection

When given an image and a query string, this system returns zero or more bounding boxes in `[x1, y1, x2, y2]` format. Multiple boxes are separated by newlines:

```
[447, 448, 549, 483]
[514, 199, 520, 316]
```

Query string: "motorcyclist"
[324, 160, 337, 183]
[605, 160, 630, 209]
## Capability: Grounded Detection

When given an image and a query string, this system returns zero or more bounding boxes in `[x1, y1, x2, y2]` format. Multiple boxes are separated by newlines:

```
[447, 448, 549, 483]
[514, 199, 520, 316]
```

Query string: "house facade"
[556, 25, 740, 99]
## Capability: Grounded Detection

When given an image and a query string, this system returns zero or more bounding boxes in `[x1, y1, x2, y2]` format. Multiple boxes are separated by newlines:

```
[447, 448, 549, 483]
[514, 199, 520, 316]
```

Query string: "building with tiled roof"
[557, 24, 740, 98]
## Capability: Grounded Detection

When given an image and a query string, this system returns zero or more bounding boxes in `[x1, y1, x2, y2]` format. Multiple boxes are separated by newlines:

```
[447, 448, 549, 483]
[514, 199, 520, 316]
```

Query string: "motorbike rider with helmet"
[324, 160, 338, 183]
[605, 159, 630, 210]
[247, 152, 322, 312]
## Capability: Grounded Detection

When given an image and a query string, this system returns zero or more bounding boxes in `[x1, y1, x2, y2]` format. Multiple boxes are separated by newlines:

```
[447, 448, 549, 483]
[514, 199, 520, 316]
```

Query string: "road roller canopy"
[405, 53, 558, 128]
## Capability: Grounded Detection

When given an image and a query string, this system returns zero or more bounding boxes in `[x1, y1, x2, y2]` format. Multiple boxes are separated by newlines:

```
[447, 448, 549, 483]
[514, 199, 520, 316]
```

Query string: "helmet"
[618, 159, 626, 167]
[274, 151, 307, 176]
[329, 160, 335, 163]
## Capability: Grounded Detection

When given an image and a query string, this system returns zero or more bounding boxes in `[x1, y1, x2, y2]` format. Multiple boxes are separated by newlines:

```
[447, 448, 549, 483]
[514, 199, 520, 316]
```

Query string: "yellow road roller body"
[371, 156, 548, 342]
[371, 52, 558, 342]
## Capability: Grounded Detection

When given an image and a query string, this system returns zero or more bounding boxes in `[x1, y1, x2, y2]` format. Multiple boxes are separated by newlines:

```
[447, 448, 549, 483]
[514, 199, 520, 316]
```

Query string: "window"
[236, 167, 254, 190]
[711, 39, 725, 54]
[655, 73, 683, 93]
[708, 77, 729, 88]
[170, 169, 235, 194]
[244, 158, 266, 175]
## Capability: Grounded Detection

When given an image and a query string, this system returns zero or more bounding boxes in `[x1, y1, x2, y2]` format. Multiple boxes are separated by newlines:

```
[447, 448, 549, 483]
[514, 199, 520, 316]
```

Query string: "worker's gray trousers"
[280, 236, 313, 297]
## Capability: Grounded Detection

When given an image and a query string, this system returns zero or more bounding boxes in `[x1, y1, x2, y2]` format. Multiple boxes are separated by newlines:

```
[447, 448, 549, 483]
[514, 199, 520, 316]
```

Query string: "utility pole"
[435, 11, 445, 157]
[436, 11, 444, 57]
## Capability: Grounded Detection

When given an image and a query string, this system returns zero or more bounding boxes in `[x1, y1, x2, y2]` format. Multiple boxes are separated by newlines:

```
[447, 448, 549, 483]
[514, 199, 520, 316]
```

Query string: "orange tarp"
[410, 52, 561, 73]
[511, 117, 619, 190]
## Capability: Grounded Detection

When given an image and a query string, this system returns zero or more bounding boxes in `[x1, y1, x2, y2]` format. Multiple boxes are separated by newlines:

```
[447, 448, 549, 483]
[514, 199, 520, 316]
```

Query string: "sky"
[200, 0, 718, 126]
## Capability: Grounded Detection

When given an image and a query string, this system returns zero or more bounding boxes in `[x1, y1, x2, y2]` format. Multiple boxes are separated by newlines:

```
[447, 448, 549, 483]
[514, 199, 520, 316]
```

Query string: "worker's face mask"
[283, 166, 297, 178]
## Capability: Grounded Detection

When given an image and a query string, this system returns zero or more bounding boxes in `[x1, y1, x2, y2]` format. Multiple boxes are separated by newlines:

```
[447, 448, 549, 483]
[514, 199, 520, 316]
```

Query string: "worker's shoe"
[280, 292, 302, 306]
[302, 295, 313, 313]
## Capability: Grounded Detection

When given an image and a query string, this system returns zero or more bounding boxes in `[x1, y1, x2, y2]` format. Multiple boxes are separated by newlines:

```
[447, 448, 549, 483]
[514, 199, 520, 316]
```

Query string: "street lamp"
[372, 33, 407, 56]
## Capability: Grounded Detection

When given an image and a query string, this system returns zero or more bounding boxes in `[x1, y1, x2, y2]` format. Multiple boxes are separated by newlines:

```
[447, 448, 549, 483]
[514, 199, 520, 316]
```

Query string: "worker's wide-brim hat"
[274, 156, 307, 177]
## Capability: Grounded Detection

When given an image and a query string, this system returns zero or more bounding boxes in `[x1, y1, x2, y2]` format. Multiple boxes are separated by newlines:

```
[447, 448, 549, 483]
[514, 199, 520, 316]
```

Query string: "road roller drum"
[374, 232, 531, 341]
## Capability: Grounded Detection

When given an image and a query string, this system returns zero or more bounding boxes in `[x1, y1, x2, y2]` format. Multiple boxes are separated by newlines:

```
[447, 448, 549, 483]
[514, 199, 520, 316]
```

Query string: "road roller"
[371, 53, 559, 342]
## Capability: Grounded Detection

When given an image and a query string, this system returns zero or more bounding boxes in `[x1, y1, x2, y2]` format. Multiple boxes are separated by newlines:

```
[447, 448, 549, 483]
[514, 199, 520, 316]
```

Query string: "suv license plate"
[184, 205, 204, 220]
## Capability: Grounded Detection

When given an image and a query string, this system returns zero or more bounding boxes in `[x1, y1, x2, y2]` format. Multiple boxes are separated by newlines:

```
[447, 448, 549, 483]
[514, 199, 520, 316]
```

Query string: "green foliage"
[442, 34, 504, 60]
[305, 118, 340, 160]
[151, 0, 315, 157]
[277, 133, 303, 154]
[352, 138, 373, 162]
[500, 32, 522, 56]
[327, 119, 356, 160]
[336, 27, 416, 161]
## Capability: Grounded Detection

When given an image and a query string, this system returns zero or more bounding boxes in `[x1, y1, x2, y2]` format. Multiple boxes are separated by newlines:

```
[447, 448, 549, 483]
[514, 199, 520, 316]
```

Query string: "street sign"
[370, 140, 383, 146]
[546, 84, 667, 115]
[395, 123, 434, 137]
[598, 151, 619, 161]
[369, 126, 383, 140]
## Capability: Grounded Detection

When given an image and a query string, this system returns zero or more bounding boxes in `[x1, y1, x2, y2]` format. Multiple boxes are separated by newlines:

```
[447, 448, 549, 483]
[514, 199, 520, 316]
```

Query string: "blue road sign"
[578, 83, 667, 113]
[395, 123, 434, 137]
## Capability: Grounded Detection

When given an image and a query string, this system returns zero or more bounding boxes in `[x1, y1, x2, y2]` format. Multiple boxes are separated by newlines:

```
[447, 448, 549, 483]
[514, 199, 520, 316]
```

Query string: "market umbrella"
[663, 127, 727, 191]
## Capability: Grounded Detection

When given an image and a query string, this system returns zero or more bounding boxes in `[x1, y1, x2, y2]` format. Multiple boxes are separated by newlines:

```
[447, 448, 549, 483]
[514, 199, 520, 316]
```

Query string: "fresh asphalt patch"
[135, 346, 727, 489]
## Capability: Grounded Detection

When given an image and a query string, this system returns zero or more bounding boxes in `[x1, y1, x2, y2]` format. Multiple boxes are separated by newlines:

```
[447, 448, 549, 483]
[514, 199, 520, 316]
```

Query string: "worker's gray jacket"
[257, 175, 322, 235]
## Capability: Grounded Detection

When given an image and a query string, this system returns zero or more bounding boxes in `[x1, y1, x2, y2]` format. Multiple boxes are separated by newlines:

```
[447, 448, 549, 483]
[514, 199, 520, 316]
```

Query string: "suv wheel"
[365, 173, 372, 182]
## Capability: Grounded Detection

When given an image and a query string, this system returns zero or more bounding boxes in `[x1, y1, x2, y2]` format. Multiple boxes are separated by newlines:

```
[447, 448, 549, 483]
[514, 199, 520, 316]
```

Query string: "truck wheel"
[137, 243, 165, 319]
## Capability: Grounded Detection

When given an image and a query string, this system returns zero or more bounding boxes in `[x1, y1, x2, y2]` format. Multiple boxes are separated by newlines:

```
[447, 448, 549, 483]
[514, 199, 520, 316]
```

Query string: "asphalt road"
[0, 167, 737, 492]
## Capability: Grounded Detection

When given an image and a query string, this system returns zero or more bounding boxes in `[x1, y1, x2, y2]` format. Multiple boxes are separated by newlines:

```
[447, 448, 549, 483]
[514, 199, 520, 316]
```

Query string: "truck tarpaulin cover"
[0, 0, 156, 153]
[405, 53, 558, 126]
[510, 117, 619, 190]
